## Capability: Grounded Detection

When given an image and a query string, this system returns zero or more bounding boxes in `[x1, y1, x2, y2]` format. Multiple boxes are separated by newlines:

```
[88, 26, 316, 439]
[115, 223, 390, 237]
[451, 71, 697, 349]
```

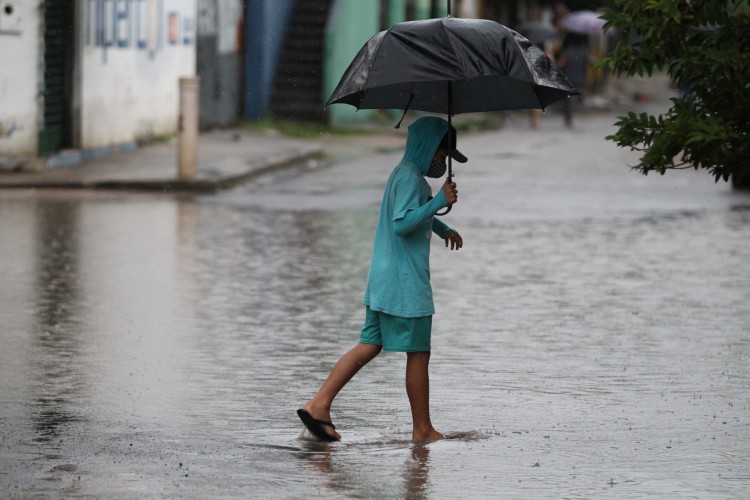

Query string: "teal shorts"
[359, 306, 432, 352]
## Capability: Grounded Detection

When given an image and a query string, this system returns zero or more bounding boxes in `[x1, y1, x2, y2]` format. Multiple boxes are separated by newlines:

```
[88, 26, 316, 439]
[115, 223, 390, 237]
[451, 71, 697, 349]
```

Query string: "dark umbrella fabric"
[326, 17, 578, 114]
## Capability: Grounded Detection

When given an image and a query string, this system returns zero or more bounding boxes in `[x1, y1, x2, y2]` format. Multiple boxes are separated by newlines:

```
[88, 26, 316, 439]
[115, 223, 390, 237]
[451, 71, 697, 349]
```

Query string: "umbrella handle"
[435, 169, 453, 217]
[436, 205, 452, 216]
[437, 84, 455, 217]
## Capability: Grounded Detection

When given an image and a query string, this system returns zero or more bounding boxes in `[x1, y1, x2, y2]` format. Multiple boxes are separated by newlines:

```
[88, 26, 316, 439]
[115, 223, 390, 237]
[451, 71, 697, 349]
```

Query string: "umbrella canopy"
[559, 10, 607, 35]
[326, 17, 578, 115]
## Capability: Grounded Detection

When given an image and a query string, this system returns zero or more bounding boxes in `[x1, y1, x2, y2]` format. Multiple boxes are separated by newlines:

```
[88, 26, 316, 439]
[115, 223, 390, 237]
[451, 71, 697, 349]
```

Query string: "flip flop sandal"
[297, 409, 339, 442]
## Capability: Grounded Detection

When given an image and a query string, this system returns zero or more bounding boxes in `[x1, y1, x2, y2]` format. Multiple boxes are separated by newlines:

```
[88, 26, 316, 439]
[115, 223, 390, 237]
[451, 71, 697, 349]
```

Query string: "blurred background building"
[0, 0, 604, 171]
[1, 0, 197, 170]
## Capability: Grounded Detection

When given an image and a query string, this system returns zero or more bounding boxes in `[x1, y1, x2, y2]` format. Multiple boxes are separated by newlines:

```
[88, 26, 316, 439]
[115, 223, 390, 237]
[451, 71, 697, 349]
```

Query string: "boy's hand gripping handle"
[437, 172, 456, 216]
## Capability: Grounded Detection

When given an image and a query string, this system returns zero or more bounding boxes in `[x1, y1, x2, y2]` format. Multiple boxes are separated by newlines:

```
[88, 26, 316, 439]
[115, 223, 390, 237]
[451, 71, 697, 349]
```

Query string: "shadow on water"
[31, 199, 86, 444]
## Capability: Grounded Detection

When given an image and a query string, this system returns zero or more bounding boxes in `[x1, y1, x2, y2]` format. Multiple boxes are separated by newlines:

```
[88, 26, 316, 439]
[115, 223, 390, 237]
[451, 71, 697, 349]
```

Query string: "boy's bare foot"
[412, 428, 445, 442]
[302, 401, 341, 441]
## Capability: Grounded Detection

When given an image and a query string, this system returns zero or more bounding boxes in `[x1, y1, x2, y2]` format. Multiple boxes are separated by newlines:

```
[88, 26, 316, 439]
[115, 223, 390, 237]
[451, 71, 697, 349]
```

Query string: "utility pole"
[178, 76, 200, 179]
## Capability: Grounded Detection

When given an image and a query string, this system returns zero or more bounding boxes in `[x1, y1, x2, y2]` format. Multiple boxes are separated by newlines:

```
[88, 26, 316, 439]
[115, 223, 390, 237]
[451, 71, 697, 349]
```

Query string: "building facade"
[0, 0, 196, 170]
[196, 0, 244, 129]
[245, 0, 556, 126]
[0, 0, 565, 171]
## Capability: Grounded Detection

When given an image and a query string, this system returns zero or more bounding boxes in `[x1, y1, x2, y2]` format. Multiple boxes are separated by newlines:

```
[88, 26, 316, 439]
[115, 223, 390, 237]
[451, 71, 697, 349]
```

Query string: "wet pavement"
[1, 95, 750, 498]
[0, 129, 324, 192]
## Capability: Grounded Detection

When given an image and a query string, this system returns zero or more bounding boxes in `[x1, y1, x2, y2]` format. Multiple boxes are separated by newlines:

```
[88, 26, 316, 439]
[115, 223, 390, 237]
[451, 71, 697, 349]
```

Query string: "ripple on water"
[0, 193, 748, 498]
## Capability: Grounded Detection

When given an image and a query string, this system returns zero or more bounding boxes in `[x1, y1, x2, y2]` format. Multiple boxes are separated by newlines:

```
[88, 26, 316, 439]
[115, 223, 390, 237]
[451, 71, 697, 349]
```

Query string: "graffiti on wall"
[85, 0, 193, 60]
[0, 120, 21, 139]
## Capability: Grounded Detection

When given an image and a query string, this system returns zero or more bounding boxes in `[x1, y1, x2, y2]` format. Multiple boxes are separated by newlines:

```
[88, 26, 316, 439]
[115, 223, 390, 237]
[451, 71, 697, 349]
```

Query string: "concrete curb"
[0, 149, 325, 193]
[213, 149, 327, 190]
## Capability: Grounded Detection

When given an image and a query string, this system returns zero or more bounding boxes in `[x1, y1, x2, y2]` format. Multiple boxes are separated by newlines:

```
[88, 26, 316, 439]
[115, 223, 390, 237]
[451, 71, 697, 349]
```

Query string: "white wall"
[0, 0, 41, 160]
[79, 0, 196, 148]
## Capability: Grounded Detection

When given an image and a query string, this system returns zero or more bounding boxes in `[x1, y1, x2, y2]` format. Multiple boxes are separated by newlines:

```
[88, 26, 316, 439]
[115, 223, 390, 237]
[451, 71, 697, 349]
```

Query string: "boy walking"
[298, 116, 465, 442]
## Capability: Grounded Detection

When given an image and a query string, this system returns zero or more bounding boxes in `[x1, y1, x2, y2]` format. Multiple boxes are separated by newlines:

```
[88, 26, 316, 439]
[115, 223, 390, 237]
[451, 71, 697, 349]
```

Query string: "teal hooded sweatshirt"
[363, 116, 454, 318]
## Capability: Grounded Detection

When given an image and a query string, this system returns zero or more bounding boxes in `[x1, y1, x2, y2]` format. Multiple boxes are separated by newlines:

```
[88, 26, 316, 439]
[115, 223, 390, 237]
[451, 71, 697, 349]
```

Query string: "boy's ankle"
[305, 398, 331, 412]
[412, 427, 444, 442]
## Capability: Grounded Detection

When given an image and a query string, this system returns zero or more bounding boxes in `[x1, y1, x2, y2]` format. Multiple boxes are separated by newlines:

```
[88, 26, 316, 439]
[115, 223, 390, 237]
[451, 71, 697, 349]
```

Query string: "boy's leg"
[406, 351, 444, 441]
[303, 343, 382, 439]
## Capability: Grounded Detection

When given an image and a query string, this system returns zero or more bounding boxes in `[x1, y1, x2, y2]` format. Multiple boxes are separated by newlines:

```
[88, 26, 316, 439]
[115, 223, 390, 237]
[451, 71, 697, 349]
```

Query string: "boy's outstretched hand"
[442, 178, 458, 206]
[444, 230, 463, 250]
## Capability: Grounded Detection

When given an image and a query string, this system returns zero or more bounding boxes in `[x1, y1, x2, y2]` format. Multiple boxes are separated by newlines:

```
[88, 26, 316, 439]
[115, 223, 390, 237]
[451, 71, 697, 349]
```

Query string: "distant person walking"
[518, 7, 561, 128]
[297, 116, 465, 442]
[556, 32, 590, 127]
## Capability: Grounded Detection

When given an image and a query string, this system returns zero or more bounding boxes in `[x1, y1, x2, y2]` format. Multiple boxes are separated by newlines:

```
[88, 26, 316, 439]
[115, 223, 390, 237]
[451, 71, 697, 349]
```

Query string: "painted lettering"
[115, 0, 130, 48]
[85, 0, 192, 60]
[168, 11, 179, 45]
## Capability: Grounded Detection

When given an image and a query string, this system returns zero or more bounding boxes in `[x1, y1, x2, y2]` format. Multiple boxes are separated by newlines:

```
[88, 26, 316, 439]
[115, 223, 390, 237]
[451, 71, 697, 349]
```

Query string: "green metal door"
[38, 0, 74, 156]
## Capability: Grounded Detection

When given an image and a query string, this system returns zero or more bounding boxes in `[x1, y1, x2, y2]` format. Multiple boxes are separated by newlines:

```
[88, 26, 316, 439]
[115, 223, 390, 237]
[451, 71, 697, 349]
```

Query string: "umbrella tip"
[394, 94, 415, 129]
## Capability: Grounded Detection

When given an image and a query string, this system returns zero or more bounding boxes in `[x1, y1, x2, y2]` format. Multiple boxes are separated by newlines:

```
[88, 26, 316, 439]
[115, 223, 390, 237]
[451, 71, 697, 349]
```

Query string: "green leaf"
[603, 0, 750, 181]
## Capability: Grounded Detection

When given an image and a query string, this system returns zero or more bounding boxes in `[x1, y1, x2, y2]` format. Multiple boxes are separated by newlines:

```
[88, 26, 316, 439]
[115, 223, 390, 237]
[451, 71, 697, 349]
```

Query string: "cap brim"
[450, 149, 468, 163]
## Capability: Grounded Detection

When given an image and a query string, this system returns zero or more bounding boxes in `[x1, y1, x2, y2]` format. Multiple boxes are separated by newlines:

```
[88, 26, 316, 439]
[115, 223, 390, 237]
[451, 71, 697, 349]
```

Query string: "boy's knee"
[407, 350, 431, 360]
[360, 343, 383, 356]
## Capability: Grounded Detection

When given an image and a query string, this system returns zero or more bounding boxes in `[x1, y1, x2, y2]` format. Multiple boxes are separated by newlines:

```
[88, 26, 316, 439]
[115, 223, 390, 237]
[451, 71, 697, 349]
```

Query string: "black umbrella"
[327, 18, 576, 116]
[326, 9, 578, 213]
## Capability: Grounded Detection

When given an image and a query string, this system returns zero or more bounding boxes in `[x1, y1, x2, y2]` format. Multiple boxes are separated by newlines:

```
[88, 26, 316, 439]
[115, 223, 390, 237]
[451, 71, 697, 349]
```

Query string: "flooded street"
[1, 111, 749, 498]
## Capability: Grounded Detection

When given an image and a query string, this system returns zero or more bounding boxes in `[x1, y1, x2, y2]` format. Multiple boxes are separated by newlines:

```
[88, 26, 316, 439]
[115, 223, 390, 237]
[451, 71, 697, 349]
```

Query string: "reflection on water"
[290, 437, 437, 498]
[298, 442, 347, 496]
[31, 199, 85, 444]
[294, 439, 433, 499]
[0, 190, 748, 498]
[406, 444, 430, 499]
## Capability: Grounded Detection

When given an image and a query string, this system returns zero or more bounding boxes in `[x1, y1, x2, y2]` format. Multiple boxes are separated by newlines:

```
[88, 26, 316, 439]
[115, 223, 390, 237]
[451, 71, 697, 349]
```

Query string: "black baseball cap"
[438, 126, 468, 163]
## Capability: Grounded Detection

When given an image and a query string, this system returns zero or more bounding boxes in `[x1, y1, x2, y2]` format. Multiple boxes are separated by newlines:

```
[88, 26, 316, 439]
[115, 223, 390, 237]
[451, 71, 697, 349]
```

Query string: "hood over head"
[402, 117, 468, 175]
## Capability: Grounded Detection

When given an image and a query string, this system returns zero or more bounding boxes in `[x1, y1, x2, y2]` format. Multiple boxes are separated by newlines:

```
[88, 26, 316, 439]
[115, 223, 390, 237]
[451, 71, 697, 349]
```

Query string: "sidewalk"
[0, 75, 674, 193]
[0, 129, 326, 193]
